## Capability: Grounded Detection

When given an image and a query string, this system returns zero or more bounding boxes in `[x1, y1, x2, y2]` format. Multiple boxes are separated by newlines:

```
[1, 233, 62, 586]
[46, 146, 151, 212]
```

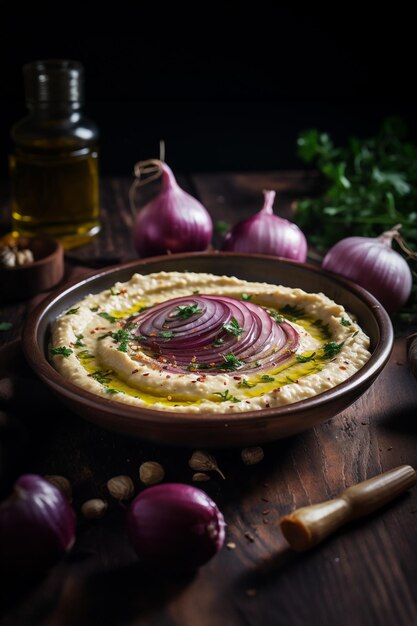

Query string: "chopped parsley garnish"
[267, 309, 284, 323]
[192, 289, 200, 294]
[111, 328, 133, 352]
[214, 220, 230, 235]
[105, 388, 119, 395]
[186, 362, 209, 371]
[322, 342, 344, 359]
[90, 306, 99, 312]
[352, 330, 359, 337]
[296, 352, 316, 363]
[340, 317, 352, 327]
[159, 330, 175, 339]
[74, 333, 85, 348]
[0, 322, 12, 331]
[77, 350, 94, 359]
[65, 307, 79, 315]
[279, 304, 305, 321]
[223, 317, 244, 336]
[241, 293, 253, 301]
[214, 389, 241, 402]
[237, 379, 256, 388]
[213, 337, 225, 347]
[109, 288, 120, 296]
[98, 311, 117, 323]
[50, 346, 73, 357]
[89, 369, 113, 384]
[311, 319, 332, 339]
[175, 304, 202, 319]
[260, 374, 275, 382]
[217, 352, 244, 371]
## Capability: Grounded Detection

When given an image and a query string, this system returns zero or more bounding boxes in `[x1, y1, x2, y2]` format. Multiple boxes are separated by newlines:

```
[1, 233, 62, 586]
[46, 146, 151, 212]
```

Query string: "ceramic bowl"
[21, 252, 393, 447]
[0, 234, 64, 303]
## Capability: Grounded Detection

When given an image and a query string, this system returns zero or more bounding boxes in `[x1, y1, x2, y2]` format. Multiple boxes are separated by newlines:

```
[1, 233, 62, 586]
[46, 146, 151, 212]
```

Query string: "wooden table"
[1, 174, 416, 626]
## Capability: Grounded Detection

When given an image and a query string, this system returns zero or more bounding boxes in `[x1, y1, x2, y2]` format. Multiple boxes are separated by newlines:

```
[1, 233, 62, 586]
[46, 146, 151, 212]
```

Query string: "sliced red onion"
[222, 190, 307, 262]
[0, 474, 76, 576]
[129, 295, 299, 373]
[322, 225, 413, 313]
[127, 483, 225, 570]
[133, 162, 213, 257]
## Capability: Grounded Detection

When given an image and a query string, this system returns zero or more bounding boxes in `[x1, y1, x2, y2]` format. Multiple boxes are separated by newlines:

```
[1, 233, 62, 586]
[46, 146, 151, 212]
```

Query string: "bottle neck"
[26, 101, 83, 120]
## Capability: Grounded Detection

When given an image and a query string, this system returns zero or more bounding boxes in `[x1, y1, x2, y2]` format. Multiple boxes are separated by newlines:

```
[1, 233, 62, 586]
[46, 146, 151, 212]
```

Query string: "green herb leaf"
[159, 330, 175, 339]
[109, 288, 120, 296]
[192, 289, 200, 294]
[98, 311, 117, 323]
[279, 305, 305, 321]
[217, 352, 244, 371]
[340, 317, 352, 327]
[175, 304, 202, 319]
[241, 293, 253, 301]
[237, 379, 256, 388]
[0, 322, 12, 331]
[296, 352, 316, 363]
[260, 374, 275, 382]
[267, 309, 284, 323]
[223, 317, 244, 336]
[90, 306, 99, 312]
[111, 328, 133, 352]
[213, 337, 225, 347]
[74, 333, 85, 348]
[65, 307, 79, 315]
[50, 346, 73, 357]
[322, 342, 344, 359]
[89, 369, 113, 384]
[105, 388, 119, 395]
[77, 350, 94, 359]
[213, 389, 241, 402]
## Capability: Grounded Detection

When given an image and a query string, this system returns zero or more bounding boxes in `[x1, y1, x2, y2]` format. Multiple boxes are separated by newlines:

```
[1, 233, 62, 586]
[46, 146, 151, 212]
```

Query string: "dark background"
[1, 10, 415, 177]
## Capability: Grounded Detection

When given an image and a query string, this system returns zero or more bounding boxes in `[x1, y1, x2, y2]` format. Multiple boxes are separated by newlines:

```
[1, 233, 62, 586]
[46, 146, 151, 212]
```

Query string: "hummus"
[50, 271, 371, 413]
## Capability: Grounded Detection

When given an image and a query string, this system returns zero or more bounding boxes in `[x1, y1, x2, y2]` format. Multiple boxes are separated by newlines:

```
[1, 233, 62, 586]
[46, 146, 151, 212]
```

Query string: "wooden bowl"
[21, 252, 393, 447]
[0, 234, 64, 303]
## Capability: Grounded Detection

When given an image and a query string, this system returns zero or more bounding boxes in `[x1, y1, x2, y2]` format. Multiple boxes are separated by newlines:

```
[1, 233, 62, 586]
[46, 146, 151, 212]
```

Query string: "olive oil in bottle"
[10, 60, 100, 249]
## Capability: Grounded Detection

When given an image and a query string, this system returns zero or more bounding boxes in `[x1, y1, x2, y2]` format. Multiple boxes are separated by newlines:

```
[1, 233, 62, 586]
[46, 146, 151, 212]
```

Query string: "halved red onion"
[128, 295, 299, 374]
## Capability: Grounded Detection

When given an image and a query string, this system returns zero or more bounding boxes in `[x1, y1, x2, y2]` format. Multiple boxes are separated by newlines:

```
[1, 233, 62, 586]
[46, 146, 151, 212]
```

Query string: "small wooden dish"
[0, 234, 64, 303]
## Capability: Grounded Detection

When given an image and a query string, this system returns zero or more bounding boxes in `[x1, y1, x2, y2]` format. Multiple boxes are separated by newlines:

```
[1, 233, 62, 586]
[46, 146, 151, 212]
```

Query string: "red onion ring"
[128, 295, 299, 374]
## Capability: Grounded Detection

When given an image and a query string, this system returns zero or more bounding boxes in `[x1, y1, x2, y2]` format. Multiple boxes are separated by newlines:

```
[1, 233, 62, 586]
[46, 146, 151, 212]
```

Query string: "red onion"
[0, 474, 76, 576]
[132, 161, 213, 257]
[127, 483, 225, 570]
[129, 294, 299, 373]
[322, 225, 413, 313]
[222, 190, 307, 261]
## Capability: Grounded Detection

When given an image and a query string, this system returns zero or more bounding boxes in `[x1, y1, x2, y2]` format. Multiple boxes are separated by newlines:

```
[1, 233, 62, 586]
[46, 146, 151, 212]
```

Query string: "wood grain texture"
[0, 175, 416, 626]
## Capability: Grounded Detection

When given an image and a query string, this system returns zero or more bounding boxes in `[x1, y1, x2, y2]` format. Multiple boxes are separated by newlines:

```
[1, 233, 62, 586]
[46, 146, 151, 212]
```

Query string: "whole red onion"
[322, 226, 413, 313]
[127, 483, 225, 570]
[0, 474, 76, 576]
[222, 190, 307, 261]
[133, 162, 213, 257]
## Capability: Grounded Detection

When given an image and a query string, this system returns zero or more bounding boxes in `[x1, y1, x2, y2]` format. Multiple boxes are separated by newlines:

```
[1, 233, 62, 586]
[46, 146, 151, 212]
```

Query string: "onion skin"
[133, 163, 213, 257]
[0, 474, 76, 576]
[127, 483, 225, 570]
[222, 190, 307, 262]
[322, 230, 413, 313]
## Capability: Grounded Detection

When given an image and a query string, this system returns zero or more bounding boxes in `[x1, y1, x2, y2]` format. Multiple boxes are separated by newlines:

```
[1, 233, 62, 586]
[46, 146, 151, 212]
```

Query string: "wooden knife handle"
[280, 465, 416, 551]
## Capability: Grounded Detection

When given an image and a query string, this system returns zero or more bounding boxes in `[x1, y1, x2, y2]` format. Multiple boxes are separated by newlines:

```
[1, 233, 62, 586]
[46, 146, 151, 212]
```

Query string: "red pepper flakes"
[90, 330, 95, 334]
[120, 289, 128, 294]
[344, 360, 350, 364]
[233, 376, 241, 380]
[197, 377, 206, 382]
[265, 402, 270, 408]
[131, 369, 139, 374]
[143, 373, 150, 377]
[272, 388, 281, 393]
[223, 381, 227, 385]
[209, 362, 216, 367]
[166, 375, 171, 379]
[339, 366, 347, 370]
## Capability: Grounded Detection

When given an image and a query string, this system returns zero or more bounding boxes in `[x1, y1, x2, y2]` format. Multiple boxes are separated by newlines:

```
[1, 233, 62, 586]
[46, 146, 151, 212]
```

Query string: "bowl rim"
[22, 251, 394, 428]
[0, 234, 63, 271]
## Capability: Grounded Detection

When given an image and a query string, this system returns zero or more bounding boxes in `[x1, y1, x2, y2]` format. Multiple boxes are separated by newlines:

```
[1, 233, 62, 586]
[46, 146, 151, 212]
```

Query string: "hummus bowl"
[22, 253, 393, 446]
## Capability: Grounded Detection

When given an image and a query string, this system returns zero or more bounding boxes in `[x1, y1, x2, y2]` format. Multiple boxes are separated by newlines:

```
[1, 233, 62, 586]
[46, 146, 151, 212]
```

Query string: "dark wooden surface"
[1, 174, 416, 626]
